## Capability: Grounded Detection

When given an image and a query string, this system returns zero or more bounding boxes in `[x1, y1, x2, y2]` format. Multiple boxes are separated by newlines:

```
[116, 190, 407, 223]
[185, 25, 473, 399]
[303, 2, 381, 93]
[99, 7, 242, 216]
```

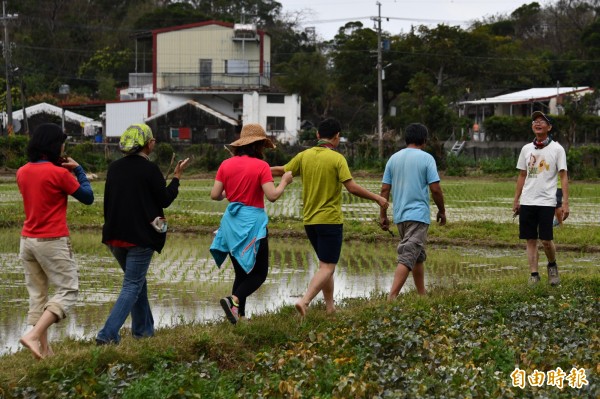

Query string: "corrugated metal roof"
[12, 102, 94, 124]
[144, 100, 239, 125]
[459, 87, 592, 105]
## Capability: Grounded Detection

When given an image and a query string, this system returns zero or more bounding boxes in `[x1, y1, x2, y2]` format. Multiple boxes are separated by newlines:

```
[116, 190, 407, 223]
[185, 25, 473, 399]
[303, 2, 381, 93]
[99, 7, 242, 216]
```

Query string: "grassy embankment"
[0, 273, 597, 398]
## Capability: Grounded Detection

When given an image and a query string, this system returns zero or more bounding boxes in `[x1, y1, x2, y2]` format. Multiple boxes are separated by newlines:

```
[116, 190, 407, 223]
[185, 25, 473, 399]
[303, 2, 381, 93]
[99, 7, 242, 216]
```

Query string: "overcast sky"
[277, 0, 553, 40]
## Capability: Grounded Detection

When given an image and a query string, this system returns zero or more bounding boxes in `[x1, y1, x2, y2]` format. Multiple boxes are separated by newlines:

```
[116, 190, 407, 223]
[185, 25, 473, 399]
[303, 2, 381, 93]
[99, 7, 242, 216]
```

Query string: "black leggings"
[230, 237, 269, 317]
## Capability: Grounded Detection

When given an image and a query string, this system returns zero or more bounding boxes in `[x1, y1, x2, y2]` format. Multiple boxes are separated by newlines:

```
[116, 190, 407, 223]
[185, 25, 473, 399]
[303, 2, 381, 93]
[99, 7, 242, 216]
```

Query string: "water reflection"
[1, 233, 598, 357]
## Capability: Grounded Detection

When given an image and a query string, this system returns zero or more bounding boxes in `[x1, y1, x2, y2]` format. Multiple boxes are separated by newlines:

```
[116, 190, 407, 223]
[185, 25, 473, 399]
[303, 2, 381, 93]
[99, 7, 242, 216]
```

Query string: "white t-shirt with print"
[516, 140, 567, 207]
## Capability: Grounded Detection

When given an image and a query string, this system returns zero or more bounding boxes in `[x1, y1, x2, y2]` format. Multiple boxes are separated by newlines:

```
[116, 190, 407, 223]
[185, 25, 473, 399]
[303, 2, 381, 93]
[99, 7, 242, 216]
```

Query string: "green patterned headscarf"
[119, 124, 154, 154]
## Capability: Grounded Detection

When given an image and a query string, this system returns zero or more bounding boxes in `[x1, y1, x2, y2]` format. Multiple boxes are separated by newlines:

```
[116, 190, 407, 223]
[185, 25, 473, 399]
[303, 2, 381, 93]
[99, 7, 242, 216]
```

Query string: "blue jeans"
[97, 246, 155, 344]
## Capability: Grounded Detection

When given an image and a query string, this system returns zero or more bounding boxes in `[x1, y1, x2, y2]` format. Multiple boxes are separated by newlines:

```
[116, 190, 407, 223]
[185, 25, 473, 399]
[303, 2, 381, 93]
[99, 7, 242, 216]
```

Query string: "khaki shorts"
[19, 236, 78, 325]
[395, 222, 429, 270]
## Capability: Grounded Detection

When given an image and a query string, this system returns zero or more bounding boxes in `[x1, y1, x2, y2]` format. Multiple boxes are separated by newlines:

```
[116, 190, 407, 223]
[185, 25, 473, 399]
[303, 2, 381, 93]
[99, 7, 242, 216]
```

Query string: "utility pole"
[375, 2, 383, 159]
[1, 1, 17, 136]
[16, 67, 27, 135]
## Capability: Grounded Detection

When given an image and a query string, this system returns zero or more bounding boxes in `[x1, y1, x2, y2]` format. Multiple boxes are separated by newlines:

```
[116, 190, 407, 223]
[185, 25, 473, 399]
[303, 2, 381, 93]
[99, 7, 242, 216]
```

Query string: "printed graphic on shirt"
[527, 153, 550, 178]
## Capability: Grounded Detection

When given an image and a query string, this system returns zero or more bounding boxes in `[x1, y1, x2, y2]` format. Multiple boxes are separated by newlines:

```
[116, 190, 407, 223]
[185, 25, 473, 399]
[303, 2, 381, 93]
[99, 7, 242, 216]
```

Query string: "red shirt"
[215, 156, 273, 208]
[17, 162, 80, 237]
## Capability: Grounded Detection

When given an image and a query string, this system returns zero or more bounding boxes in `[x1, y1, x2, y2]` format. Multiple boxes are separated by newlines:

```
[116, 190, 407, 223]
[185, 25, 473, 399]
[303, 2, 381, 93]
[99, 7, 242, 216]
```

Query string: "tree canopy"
[2, 0, 598, 141]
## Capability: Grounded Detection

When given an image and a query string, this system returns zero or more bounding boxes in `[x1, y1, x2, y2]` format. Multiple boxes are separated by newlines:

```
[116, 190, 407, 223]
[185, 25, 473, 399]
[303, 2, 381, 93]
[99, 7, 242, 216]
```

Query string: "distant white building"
[6, 102, 94, 136]
[108, 20, 301, 144]
[458, 86, 593, 122]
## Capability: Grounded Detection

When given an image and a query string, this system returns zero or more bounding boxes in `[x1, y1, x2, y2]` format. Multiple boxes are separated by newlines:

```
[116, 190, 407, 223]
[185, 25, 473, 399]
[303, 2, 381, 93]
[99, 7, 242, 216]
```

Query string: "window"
[170, 127, 191, 140]
[266, 95, 285, 104]
[206, 127, 224, 140]
[266, 116, 285, 132]
[225, 59, 249, 75]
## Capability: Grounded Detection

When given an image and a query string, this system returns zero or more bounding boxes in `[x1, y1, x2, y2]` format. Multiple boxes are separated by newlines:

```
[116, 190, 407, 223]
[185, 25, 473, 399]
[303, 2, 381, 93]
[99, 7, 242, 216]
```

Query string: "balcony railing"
[129, 73, 153, 88]
[157, 72, 270, 91]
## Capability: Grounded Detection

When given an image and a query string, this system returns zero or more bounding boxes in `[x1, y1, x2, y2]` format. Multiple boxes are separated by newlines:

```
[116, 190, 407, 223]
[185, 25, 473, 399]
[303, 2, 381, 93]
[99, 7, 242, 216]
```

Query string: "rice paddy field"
[0, 176, 599, 357]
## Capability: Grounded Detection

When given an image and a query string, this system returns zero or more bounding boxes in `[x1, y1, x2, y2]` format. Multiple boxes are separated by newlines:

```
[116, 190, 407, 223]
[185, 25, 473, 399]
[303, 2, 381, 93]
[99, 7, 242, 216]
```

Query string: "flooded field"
[1, 231, 599, 357]
[1, 178, 599, 357]
[172, 179, 600, 225]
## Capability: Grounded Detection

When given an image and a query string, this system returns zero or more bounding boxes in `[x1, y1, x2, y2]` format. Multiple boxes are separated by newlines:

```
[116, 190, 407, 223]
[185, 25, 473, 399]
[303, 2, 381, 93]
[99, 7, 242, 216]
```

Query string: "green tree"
[11, 0, 152, 95]
[187, 0, 283, 26]
[331, 22, 378, 101]
[510, 2, 544, 45]
[275, 51, 333, 120]
[388, 72, 459, 141]
[562, 91, 600, 150]
[78, 47, 133, 85]
[133, 2, 210, 30]
[573, 18, 600, 87]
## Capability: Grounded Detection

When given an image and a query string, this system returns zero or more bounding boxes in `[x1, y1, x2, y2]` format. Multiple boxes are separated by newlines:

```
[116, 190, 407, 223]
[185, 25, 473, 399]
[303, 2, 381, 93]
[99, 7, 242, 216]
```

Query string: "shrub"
[154, 142, 176, 166]
[184, 143, 228, 171]
[67, 142, 108, 172]
[479, 155, 518, 176]
[483, 116, 531, 141]
[445, 154, 469, 176]
[265, 144, 292, 167]
[567, 145, 600, 180]
[0, 135, 29, 169]
[347, 140, 380, 169]
[299, 128, 317, 142]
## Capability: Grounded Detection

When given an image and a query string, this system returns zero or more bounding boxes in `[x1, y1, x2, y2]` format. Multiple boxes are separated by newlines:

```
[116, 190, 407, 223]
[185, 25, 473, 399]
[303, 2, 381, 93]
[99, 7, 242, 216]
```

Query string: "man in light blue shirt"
[380, 123, 446, 300]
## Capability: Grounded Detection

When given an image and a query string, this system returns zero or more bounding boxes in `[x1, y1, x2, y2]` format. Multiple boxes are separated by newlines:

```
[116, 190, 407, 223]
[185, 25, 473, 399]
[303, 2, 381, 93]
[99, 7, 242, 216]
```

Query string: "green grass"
[1, 273, 597, 398]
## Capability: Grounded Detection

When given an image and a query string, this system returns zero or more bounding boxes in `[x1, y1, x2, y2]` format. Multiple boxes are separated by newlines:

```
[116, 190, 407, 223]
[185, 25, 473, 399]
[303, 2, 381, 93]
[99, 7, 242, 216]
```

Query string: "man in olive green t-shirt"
[272, 118, 388, 316]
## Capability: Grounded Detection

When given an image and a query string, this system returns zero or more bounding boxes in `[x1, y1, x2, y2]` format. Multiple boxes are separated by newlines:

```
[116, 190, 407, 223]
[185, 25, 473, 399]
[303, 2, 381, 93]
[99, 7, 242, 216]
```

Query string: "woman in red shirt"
[17, 123, 94, 359]
[210, 124, 292, 324]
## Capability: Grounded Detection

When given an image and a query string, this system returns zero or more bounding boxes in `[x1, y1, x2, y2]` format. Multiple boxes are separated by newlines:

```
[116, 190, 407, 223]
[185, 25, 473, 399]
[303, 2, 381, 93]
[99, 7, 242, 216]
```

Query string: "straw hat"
[229, 124, 275, 148]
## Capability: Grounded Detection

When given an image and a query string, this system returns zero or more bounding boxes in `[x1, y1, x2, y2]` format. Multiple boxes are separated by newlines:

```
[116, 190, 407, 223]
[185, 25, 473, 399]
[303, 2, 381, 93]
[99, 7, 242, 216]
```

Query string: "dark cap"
[531, 111, 553, 125]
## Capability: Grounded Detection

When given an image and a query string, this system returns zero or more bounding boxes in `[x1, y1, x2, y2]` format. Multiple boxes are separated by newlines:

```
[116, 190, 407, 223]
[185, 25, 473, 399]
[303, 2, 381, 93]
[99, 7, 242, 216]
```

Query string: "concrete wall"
[456, 141, 527, 161]
[106, 101, 150, 137]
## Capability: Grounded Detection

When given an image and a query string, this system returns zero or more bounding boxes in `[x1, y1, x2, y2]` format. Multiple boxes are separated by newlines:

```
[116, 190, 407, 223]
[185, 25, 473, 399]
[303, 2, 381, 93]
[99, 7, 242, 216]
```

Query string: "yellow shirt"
[285, 147, 352, 224]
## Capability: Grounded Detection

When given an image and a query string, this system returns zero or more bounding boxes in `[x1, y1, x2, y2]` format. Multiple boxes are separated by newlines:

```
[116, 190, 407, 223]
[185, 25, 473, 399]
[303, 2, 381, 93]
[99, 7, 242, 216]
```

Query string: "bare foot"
[20, 335, 43, 360]
[295, 301, 307, 317]
[41, 345, 54, 357]
[326, 306, 336, 315]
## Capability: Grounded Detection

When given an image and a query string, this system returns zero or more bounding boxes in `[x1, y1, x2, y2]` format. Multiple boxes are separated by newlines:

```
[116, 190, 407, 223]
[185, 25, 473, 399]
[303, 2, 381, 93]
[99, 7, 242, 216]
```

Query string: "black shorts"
[556, 188, 563, 208]
[304, 224, 343, 264]
[519, 205, 555, 241]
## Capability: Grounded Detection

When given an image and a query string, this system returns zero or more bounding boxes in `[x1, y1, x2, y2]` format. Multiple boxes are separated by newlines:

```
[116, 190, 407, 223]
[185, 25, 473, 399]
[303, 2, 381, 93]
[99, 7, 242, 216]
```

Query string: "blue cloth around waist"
[210, 202, 268, 273]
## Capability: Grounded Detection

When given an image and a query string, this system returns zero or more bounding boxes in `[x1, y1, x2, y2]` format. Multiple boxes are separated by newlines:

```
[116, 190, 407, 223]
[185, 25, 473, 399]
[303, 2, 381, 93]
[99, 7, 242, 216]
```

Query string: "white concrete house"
[108, 20, 301, 144]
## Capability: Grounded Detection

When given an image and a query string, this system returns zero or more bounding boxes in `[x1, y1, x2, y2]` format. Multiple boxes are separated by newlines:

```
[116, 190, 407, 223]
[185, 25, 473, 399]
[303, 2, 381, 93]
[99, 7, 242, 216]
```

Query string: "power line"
[298, 15, 469, 25]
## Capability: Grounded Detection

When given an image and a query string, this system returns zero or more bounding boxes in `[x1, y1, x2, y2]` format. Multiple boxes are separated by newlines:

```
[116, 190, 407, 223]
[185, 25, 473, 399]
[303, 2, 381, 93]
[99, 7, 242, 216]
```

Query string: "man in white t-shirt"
[513, 111, 569, 286]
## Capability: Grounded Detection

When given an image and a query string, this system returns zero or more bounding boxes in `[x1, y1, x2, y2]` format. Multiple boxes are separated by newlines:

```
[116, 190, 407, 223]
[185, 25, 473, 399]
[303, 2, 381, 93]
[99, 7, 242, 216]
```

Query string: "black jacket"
[102, 155, 179, 253]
